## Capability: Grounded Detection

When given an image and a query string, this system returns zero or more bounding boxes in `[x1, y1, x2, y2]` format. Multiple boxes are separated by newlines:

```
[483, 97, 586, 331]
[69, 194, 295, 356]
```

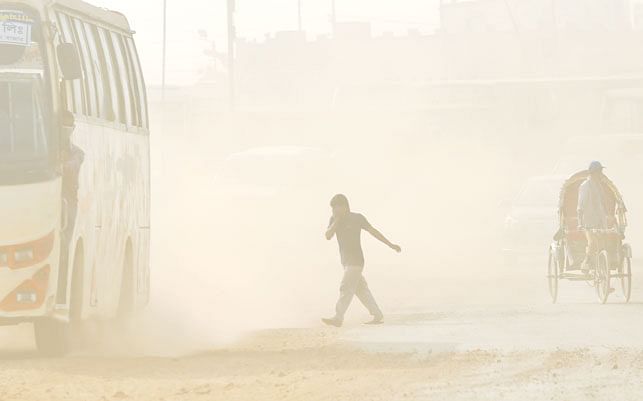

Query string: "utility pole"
[550, 0, 559, 75]
[438, 0, 444, 30]
[162, 0, 167, 101]
[298, 0, 302, 32]
[227, 0, 236, 111]
[331, 0, 336, 36]
[503, 0, 520, 34]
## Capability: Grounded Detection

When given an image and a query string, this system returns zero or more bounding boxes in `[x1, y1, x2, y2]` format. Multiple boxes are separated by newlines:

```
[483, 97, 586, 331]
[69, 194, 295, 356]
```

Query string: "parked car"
[503, 175, 566, 266]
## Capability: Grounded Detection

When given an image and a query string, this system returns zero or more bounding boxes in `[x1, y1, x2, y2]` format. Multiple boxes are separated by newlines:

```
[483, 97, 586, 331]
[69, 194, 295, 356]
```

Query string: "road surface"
[1, 268, 643, 401]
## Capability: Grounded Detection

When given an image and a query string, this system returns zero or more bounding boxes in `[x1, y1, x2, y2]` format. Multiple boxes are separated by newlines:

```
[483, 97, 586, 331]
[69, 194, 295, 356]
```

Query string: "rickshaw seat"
[566, 229, 586, 241]
[564, 216, 579, 230]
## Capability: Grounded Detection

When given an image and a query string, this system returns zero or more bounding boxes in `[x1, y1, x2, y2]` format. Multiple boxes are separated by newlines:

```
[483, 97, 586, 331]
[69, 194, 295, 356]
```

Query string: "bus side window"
[121, 36, 141, 128]
[71, 17, 98, 118]
[55, 12, 84, 115]
[126, 37, 148, 130]
[98, 28, 125, 125]
[83, 22, 109, 121]
[110, 32, 134, 127]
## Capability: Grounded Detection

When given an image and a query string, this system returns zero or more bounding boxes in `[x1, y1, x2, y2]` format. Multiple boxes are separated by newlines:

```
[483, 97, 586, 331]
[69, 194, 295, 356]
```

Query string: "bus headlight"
[16, 292, 37, 304]
[14, 248, 35, 263]
[0, 231, 54, 269]
[0, 265, 50, 311]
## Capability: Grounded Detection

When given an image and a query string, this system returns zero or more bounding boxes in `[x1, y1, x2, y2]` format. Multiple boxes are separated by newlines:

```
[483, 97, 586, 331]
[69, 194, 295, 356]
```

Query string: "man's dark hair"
[330, 194, 350, 209]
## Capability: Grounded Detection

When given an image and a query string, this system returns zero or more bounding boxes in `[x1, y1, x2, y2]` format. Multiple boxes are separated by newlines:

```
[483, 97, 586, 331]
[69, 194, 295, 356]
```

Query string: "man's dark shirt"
[329, 212, 373, 267]
[62, 144, 85, 203]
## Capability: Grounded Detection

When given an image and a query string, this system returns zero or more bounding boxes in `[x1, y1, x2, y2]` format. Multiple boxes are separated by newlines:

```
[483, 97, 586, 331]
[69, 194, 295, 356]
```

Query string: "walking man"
[322, 194, 401, 327]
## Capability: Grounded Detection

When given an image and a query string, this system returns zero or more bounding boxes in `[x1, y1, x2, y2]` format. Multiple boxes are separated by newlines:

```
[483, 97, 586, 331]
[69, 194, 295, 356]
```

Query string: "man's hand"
[326, 217, 340, 240]
[365, 225, 401, 252]
[332, 210, 344, 222]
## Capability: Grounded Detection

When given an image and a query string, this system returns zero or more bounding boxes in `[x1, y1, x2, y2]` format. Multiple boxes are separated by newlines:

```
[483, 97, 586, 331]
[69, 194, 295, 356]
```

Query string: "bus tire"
[68, 242, 86, 347]
[34, 318, 69, 357]
[117, 242, 135, 327]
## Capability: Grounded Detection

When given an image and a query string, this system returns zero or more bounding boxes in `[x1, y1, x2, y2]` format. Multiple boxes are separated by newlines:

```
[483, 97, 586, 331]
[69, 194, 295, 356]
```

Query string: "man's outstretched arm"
[365, 225, 402, 253]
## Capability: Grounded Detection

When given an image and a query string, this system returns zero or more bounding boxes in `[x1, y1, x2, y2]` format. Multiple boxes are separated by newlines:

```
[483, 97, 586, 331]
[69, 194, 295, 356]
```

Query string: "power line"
[162, 0, 167, 100]
[331, 0, 336, 35]
[227, 0, 236, 111]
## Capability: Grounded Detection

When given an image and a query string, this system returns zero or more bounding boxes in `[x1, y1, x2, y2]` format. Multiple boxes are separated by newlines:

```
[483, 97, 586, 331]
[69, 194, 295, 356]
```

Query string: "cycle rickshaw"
[548, 170, 632, 304]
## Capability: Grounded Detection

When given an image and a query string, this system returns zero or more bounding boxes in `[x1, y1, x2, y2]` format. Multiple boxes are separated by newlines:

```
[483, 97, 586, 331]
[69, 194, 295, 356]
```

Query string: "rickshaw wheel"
[620, 255, 632, 303]
[595, 251, 611, 304]
[547, 247, 559, 303]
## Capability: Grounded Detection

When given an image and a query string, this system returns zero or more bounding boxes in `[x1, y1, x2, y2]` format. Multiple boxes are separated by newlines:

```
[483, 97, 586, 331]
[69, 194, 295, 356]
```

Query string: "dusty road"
[2, 269, 643, 401]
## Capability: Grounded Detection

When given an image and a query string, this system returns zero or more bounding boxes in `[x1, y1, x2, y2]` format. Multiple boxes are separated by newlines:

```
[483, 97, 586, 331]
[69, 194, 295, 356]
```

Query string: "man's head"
[588, 160, 605, 178]
[330, 194, 350, 218]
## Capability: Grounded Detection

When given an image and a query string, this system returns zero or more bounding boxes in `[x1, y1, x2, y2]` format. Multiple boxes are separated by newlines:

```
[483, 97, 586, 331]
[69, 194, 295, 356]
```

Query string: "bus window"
[110, 32, 134, 127]
[0, 80, 48, 161]
[55, 13, 84, 115]
[0, 8, 51, 158]
[83, 22, 108, 121]
[121, 37, 140, 128]
[126, 37, 148, 129]
[71, 17, 98, 118]
[97, 28, 124, 124]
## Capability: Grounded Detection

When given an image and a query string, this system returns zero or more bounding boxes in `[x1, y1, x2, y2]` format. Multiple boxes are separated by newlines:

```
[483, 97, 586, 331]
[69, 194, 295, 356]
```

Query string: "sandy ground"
[2, 268, 643, 401]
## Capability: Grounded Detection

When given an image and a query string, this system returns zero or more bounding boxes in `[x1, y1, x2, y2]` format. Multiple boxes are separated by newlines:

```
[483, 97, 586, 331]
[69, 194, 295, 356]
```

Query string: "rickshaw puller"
[577, 161, 609, 273]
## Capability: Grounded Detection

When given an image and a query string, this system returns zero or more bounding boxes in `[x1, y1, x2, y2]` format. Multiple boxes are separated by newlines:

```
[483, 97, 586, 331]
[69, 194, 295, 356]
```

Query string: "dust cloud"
[138, 3, 643, 354]
[6, 1, 643, 400]
[142, 102, 631, 355]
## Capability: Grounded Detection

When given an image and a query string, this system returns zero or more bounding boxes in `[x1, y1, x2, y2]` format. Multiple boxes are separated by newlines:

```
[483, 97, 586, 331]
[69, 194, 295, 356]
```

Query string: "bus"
[0, 0, 150, 355]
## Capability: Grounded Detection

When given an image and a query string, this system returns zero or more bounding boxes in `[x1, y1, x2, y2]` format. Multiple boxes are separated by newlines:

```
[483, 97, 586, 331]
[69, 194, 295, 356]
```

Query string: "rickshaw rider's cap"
[588, 161, 605, 172]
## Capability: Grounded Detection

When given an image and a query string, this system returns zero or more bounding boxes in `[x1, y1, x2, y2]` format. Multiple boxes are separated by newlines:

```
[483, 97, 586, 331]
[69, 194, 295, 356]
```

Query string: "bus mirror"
[56, 43, 82, 80]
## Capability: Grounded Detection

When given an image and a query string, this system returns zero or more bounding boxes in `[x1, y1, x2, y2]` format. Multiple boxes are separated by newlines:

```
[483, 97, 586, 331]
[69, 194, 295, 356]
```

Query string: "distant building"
[437, 0, 643, 81]
[440, 0, 632, 33]
[334, 22, 372, 40]
[631, 0, 643, 29]
[151, 0, 643, 130]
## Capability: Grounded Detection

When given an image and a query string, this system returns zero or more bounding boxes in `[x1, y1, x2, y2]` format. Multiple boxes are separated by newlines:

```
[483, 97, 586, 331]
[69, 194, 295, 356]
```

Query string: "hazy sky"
[92, 0, 441, 85]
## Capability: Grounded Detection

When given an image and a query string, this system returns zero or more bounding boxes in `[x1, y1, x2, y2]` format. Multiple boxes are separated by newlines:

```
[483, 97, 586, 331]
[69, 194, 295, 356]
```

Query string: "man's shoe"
[364, 315, 384, 325]
[321, 318, 342, 328]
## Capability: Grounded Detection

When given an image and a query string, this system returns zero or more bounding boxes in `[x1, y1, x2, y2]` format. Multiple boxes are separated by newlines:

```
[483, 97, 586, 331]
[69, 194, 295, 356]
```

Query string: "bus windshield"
[0, 75, 49, 162]
[0, 8, 52, 181]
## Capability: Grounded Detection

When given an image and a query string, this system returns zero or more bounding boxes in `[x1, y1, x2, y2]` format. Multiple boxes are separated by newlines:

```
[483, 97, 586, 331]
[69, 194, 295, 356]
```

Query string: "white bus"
[0, 0, 150, 355]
